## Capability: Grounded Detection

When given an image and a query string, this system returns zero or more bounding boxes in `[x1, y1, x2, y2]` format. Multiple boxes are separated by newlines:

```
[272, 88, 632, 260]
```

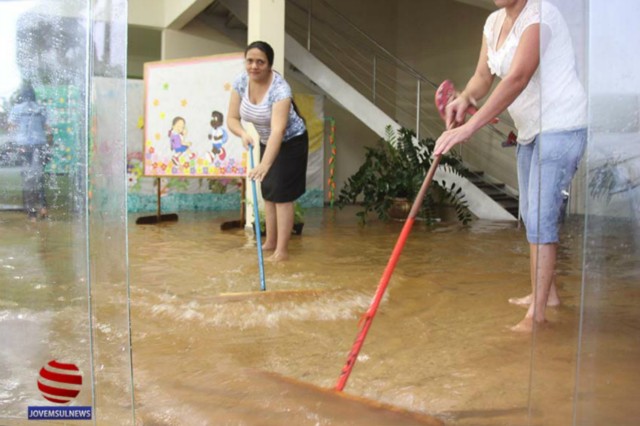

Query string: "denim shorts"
[517, 128, 587, 244]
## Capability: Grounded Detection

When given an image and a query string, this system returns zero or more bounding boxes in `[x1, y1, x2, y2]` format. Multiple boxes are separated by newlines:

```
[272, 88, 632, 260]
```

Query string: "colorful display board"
[143, 53, 247, 178]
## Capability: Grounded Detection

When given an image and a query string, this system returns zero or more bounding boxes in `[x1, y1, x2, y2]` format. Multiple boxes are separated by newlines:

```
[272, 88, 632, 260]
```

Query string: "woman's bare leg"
[509, 281, 560, 307]
[269, 202, 293, 262]
[509, 240, 560, 306]
[511, 243, 557, 332]
[262, 201, 277, 250]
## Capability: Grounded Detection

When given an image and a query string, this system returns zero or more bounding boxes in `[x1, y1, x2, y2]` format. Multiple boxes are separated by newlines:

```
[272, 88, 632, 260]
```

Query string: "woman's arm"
[227, 90, 255, 149]
[446, 36, 495, 129]
[435, 24, 540, 155]
[248, 98, 290, 181]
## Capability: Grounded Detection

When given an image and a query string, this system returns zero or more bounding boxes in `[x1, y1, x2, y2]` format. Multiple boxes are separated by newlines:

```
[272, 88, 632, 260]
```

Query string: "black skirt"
[260, 131, 308, 203]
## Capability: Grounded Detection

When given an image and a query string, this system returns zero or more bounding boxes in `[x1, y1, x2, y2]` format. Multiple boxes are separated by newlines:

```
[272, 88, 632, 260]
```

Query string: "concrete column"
[245, 0, 286, 227]
[247, 0, 285, 74]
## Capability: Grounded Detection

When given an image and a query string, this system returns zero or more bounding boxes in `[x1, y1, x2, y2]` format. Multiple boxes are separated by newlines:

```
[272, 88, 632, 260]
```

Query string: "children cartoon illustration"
[207, 110, 228, 162]
[169, 116, 195, 165]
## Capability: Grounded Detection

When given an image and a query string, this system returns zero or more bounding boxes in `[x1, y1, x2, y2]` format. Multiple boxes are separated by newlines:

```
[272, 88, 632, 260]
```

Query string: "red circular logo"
[37, 360, 83, 404]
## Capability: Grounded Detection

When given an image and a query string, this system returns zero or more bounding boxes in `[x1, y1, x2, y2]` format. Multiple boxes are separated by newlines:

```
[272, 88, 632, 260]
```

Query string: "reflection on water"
[1, 207, 639, 425]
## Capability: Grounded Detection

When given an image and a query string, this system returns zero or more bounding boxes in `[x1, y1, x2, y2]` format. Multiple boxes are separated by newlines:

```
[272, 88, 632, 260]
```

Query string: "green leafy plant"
[336, 126, 472, 225]
[293, 201, 305, 225]
[253, 201, 305, 235]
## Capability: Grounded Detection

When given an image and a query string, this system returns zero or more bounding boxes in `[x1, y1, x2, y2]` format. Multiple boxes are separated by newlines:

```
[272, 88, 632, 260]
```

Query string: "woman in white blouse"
[434, 0, 587, 332]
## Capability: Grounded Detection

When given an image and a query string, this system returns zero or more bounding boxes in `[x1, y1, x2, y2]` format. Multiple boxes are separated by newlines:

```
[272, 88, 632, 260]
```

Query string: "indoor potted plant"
[292, 201, 305, 235]
[254, 201, 305, 236]
[337, 126, 472, 225]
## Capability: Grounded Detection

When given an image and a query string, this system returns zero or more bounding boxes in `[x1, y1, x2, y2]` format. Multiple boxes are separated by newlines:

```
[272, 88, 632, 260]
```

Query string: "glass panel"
[89, 0, 134, 422]
[534, 1, 640, 425]
[575, 1, 640, 424]
[0, 0, 132, 423]
[527, 1, 588, 424]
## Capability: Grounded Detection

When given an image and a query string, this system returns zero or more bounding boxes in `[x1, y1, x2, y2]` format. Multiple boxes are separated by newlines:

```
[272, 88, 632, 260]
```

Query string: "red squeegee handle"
[335, 155, 441, 392]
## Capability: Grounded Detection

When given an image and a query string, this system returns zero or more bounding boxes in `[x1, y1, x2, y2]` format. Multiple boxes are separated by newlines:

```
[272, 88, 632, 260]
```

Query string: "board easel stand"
[220, 178, 246, 231]
[135, 177, 246, 228]
[135, 177, 179, 225]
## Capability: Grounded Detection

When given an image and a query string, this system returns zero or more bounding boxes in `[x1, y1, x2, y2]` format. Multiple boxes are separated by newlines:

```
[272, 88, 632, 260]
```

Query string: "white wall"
[128, 0, 164, 28]
[162, 19, 242, 60]
[303, 0, 518, 196]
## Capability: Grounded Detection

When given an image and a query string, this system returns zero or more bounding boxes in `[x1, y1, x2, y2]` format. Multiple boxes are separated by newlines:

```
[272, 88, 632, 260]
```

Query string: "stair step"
[489, 193, 517, 201]
[497, 200, 519, 209]
[466, 177, 485, 185]
[482, 188, 509, 196]
[466, 174, 483, 180]
[474, 182, 506, 190]
[505, 207, 519, 216]
[463, 168, 519, 217]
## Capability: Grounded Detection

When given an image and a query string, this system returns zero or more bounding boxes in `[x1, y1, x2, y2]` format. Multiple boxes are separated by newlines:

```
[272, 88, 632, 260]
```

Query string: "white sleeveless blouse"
[484, 0, 587, 143]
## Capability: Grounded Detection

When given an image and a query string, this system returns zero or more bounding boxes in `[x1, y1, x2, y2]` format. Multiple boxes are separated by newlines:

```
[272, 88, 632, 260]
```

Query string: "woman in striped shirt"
[228, 41, 308, 262]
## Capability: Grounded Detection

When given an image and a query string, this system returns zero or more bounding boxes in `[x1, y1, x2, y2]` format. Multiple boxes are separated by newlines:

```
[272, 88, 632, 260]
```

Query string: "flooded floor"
[1, 207, 639, 425]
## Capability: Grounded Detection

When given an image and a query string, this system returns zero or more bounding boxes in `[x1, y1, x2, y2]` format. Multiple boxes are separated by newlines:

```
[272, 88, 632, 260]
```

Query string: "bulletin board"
[143, 53, 247, 178]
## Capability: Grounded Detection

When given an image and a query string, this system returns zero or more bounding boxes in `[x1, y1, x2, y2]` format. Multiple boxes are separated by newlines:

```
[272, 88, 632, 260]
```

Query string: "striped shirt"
[233, 71, 306, 145]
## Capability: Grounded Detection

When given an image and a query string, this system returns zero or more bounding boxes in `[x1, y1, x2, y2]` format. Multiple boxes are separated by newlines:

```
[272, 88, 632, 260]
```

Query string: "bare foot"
[267, 251, 289, 262]
[508, 294, 560, 307]
[510, 316, 546, 333]
[261, 239, 276, 251]
[509, 294, 533, 306]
